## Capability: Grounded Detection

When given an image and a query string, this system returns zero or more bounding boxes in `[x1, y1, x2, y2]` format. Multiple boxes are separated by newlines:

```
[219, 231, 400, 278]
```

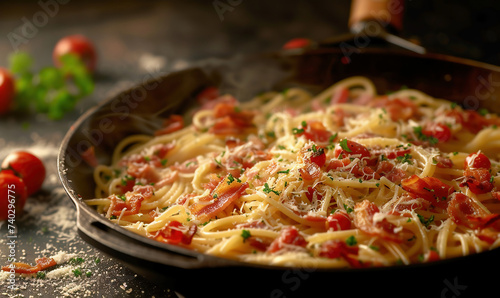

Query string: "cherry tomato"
[2, 151, 46, 196]
[326, 211, 351, 231]
[282, 38, 313, 50]
[334, 139, 371, 159]
[0, 171, 28, 221]
[464, 152, 491, 170]
[0, 68, 15, 115]
[53, 35, 97, 72]
[422, 122, 451, 143]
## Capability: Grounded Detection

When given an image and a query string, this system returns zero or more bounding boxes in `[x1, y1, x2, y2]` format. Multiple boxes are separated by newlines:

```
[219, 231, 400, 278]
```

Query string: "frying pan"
[58, 1, 500, 297]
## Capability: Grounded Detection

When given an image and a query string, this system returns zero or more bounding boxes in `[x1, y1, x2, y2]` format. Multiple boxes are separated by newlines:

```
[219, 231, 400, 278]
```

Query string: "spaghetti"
[88, 76, 500, 268]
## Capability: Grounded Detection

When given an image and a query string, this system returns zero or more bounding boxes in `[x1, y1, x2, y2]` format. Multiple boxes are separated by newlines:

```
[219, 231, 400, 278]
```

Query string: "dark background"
[0, 1, 499, 297]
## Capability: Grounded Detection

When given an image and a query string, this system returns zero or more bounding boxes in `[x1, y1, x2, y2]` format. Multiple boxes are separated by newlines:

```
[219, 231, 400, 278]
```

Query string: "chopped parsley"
[346, 235, 357, 246]
[343, 204, 354, 214]
[277, 169, 290, 174]
[413, 126, 438, 145]
[263, 183, 280, 196]
[339, 139, 352, 152]
[72, 268, 82, 277]
[241, 229, 251, 242]
[396, 153, 413, 165]
[417, 214, 434, 228]
[227, 173, 241, 185]
[118, 195, 126, 201]
[36, 272, 46, 279]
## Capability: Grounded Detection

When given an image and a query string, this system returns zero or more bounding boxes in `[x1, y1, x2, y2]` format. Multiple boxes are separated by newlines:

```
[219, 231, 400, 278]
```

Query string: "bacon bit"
[191, 174, 248, 221]
[294, 121, 333, 145]
[248, 237, 271, 251]
[388, 194, 431, 216]
[375, 161, 407, 184]
[154, 221, 197, 245]
[299, 162, 321, 181]
[1, 257, 57, 274]
[331, 108, 347, 127]
[151, 143, 175, 159]
[401, 175, 454, 209]
[173, 158, 198, 174]
[371, 97, 418, 121]
[447, 193, 488, 229]
[127, 163, 160, 183]
[354, 200, 403, 243]
[318, 240, 367, 268]
[460, 168, 494, 194]
[81, 146, 98, 168]
[435, 156, 453, 168]
[154, 114, 184, 136]
[154, 171, 179, 189]
[448, 193, 500, 244]
[267, 226, 308, 253]
[109, 185, 154, 217]
[422, 122, 452, 143]
[209, 102, 255, 136]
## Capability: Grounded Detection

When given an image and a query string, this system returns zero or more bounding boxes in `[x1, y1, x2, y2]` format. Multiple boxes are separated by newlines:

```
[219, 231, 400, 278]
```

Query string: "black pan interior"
[58, 48, 500, 297]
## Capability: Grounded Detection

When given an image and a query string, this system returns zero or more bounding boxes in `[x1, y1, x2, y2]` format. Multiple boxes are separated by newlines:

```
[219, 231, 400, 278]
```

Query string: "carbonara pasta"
[88, 76, 500, 268]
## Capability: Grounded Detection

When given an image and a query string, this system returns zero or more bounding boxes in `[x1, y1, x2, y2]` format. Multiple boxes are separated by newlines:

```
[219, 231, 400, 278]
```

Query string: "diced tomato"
[267, 226, 308, 253]
[421, 122, 452, 143]
[353, 200, 403, 243]
[401, 175, 454, 209]
[423, 250, 440, 263]
[464, 152, 491, 170]
[333, 139, 370, 159]
[209, 102, 255, 135]
[154, 221, 198, 245]
[190, 174, 248, 221]
[461, 168, 494, 194]
[1, 257, 57, 274]
[282, 38, 312, 50]
[326, 211, 351, 231]
[154, 114, 184, 136]
[330, 88, 349, 104]
[318, 239, 365, 267]
[196, 87, 219, 105]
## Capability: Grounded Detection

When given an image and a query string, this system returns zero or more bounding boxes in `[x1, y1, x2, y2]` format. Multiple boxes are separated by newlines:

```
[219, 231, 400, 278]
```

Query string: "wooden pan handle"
[348, 0, 404, 32]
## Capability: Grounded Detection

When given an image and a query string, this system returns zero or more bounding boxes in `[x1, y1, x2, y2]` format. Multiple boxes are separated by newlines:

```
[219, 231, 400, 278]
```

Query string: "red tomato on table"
[2, 151, 46, 196]
[53, 35, 97, 72]
[0, 68, 15, 115]
[0, 171, 28, 221]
